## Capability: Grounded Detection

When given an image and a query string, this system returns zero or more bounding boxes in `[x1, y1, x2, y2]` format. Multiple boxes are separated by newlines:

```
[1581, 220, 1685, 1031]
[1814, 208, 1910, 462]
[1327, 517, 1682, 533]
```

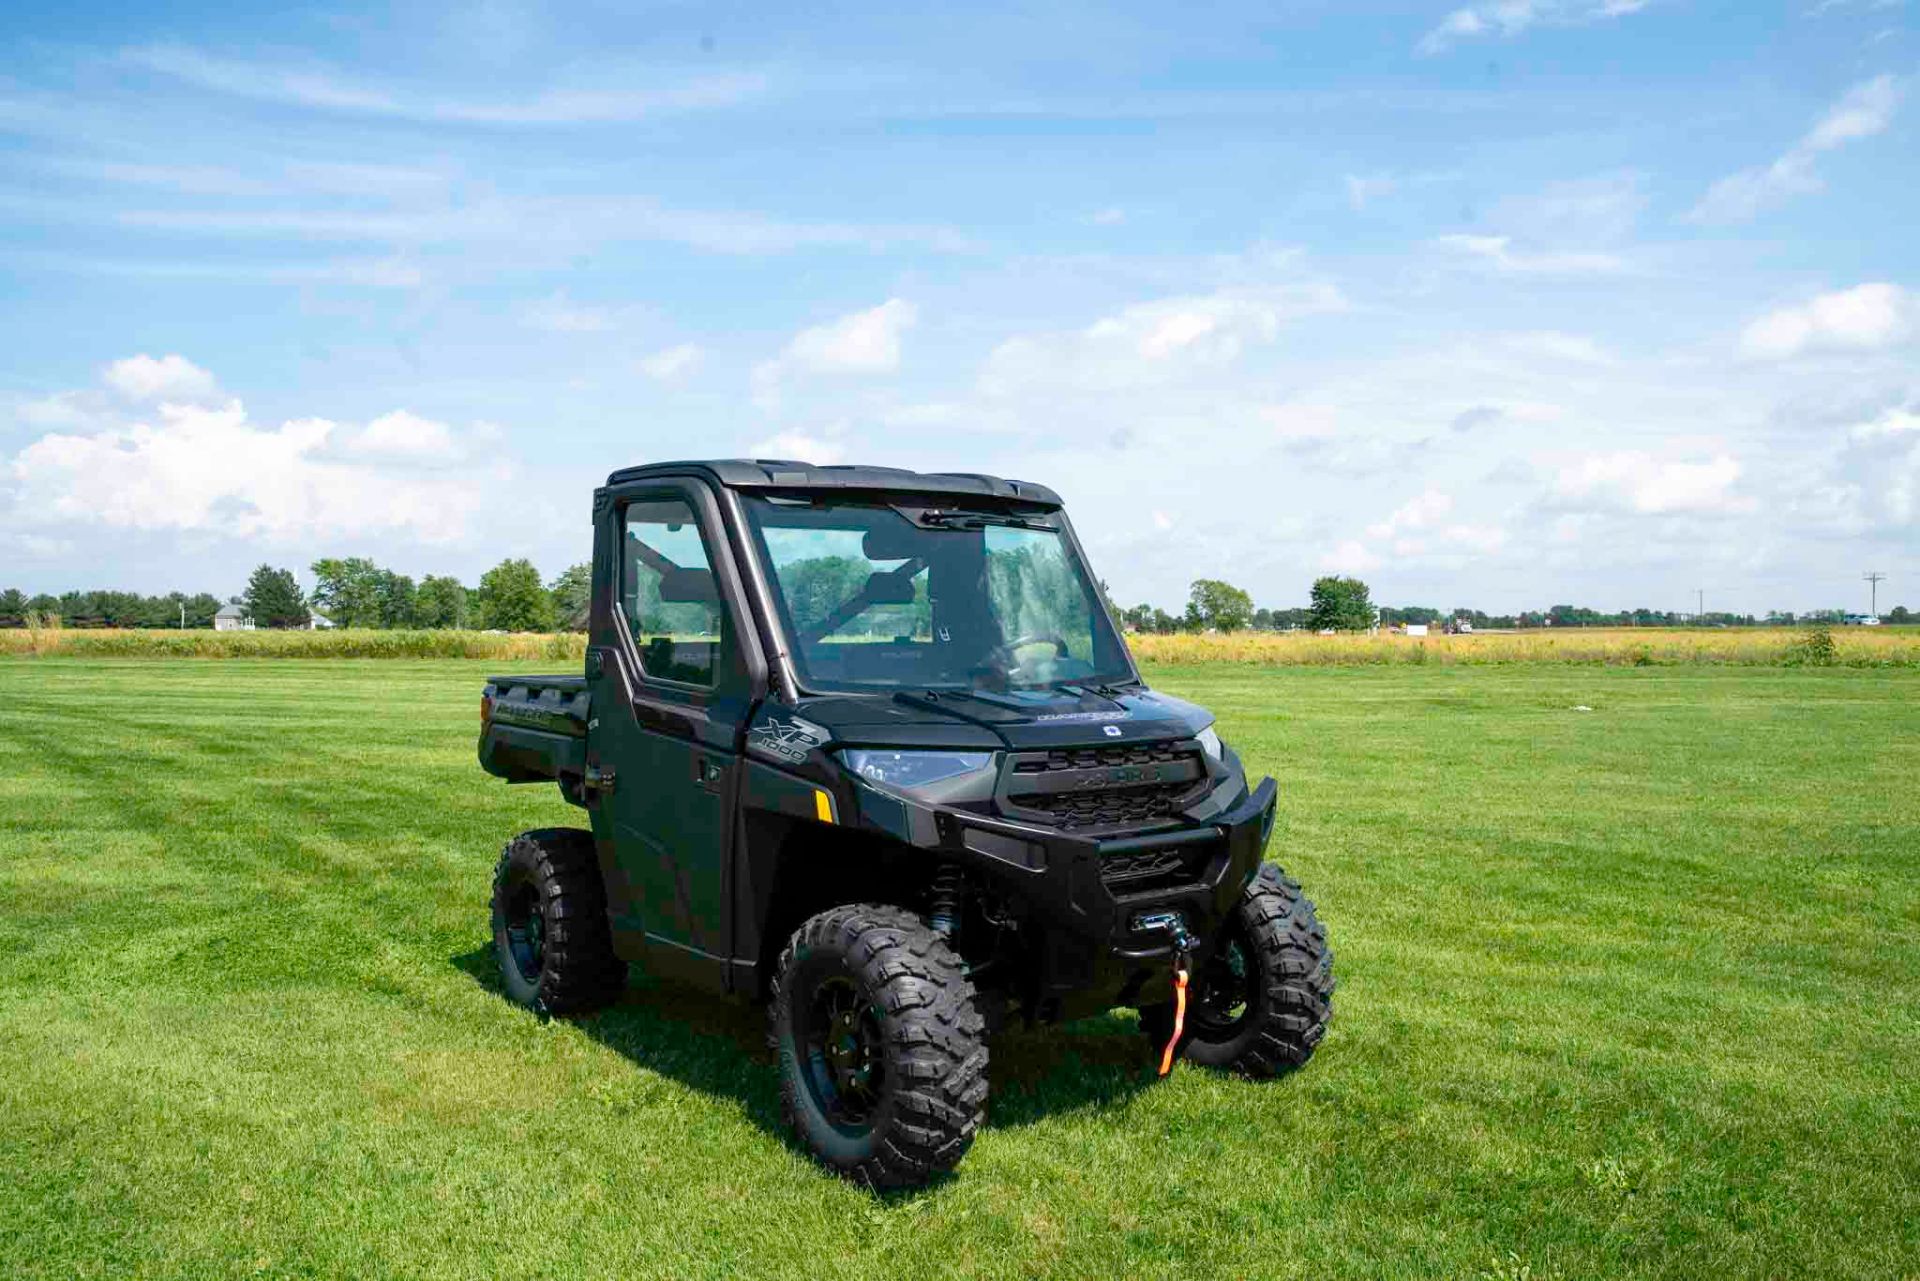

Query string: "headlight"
[1195, 725, 1224, 761]
[840, 749, 994, 790]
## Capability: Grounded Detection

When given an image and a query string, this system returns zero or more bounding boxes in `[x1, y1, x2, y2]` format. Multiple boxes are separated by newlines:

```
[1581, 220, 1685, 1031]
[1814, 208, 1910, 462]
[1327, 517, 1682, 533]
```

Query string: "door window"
[621, 497, 724, 687]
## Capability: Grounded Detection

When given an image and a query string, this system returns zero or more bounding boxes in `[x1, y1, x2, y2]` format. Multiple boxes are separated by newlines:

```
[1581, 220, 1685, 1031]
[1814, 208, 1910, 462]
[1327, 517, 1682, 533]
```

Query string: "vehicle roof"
[604, 459, 1062, 508]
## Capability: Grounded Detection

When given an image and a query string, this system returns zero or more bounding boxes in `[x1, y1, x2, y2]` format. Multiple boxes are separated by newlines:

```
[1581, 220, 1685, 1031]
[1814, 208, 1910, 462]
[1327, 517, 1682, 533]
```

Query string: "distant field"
[3, 657, 1916, 1278]
[1130, 625, 1919, 666]
[5, 623, 1916, 666]
[0, 625, 589, 660]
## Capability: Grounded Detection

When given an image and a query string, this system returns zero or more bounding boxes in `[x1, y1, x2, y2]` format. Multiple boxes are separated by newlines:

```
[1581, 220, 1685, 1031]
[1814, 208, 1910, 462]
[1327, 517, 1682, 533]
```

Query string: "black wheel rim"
[1190, 929, 1257, 1038]
[504, 882, 546, 980]
[801, 974, 884, 1131]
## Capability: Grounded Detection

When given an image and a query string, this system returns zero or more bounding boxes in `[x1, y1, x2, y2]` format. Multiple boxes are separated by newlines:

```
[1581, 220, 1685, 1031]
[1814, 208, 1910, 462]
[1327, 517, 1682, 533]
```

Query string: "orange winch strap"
[1158, 967, 1189, 1077]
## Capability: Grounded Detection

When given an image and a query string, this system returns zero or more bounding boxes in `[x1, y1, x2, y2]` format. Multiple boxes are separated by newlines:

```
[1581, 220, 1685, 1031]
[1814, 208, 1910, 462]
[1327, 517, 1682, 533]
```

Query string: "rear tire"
[1141, 863, 1333, 1077]
[491, 828, 625, 1016]
[770, 904, 988, 1189]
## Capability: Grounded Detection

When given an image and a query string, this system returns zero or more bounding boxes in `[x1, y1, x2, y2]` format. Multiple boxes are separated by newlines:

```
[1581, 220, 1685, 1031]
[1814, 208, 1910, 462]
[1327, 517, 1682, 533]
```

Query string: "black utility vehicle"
[478, 460, 1333, 1187]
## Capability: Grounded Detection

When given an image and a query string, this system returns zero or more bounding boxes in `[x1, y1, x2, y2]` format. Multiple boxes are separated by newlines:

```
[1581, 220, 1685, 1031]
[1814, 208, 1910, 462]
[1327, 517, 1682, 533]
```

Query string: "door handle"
[695, 756, 725, 787]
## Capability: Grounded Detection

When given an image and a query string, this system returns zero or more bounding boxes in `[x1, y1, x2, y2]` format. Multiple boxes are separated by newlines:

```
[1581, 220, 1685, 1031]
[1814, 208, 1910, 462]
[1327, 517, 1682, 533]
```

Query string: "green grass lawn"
[3, 658, 1916, 1279]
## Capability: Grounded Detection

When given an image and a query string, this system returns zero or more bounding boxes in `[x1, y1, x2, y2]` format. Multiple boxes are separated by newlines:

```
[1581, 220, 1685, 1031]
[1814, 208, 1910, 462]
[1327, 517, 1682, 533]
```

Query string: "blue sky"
[1, 1, 1914, 613]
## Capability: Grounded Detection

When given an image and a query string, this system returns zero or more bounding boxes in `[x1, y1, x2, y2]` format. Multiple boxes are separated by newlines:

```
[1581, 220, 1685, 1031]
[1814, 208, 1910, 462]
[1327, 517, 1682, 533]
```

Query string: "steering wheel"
[987, 633, 1071, 677]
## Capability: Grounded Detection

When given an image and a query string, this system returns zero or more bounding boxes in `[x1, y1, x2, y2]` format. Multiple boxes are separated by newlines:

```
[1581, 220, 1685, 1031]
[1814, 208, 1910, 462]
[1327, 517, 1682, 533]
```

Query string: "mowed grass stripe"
[2, 658, 1916, 1278]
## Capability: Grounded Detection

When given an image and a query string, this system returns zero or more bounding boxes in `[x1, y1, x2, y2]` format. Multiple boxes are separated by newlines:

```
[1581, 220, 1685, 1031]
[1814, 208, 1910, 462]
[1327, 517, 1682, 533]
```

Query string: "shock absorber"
[928, 863, 963, 941]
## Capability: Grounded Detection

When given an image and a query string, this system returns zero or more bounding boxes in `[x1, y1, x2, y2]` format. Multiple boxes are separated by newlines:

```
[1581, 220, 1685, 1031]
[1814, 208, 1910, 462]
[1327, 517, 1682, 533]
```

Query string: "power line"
[1864, 571, 1886, 618]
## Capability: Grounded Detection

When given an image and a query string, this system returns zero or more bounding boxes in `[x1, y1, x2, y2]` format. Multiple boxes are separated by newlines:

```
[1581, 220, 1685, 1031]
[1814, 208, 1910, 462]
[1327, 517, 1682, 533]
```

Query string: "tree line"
[0, 557, 592, 632]
[5, 565, 1909, 631]
[1113, 577, 1914, 633]
[0, 589, 227, 629]
[1114, 577, 1381, 633]
[289, 558, 590, 632]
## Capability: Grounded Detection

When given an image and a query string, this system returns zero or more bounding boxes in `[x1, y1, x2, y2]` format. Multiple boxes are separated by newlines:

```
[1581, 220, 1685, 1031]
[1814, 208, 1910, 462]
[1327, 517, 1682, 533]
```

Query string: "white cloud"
[5, 401, 489, 543]
[786, 299, 918, 375]
[1418, 1, 1653, 55]
[344, 410, 461, 461]
[124, 44, 767, 125]
[747, 431, 846, 465]
[1088, 207, 1127, 226]
[1320, 538, 1384, 573]
[1260, 402, 1341, 441]
[1452, 406, 1506, 433]
[1346, 490, 1509, 560]
[1803, 75, 1904, 150]
[1452, 401, 1565, 432]
[1367, 490, 1455, 541]
[0, 530, 74, 561]
[638, 343, 703, 382]
[1, 358, 496, 548]
[1436, 174, 1642, 278]
[980, 286, 1345, 397]
[1437, 524, 1511, 554]
[1803, 405, 1920, 532]
[1688, 75, 1902, 223]
[111, 193, 973, 259]
[521, 293, 617, 333]
[751, 299, 918, 406]
[324, 258, 424, 289]
[1849, 407, 1920, 525]
[15, 391, 103, 429]
[1490, 173, 1647, 246]
[1502, 331, 1613, 364]
[1344, 174, 1396, 211]
[1552, 451, 1752, 514]
[1739, 283, 1912, 359]
[101, 353, 219, 404]
[1434, 233, 1626, 275]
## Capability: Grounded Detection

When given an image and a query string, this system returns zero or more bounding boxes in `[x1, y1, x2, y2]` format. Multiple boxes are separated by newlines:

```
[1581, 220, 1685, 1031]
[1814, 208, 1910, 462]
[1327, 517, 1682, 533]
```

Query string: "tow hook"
[1132, 911, 1196, 1076]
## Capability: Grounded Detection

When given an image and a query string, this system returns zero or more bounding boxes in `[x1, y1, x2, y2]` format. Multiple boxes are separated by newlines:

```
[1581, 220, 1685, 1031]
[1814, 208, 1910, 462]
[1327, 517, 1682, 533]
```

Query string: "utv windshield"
[742, 496, 1135, 694]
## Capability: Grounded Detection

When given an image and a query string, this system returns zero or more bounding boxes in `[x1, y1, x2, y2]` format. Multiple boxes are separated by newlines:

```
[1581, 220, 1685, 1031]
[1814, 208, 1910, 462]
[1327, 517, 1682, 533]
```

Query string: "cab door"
[586, 479, 758, 987]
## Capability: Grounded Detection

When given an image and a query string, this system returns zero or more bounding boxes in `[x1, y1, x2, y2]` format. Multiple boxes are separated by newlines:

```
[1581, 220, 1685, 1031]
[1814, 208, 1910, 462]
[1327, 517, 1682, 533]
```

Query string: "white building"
[213, 603, 254, 632]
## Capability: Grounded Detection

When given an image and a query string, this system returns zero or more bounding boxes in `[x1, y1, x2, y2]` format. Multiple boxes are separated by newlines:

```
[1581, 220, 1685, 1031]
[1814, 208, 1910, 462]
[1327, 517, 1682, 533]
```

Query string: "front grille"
[1014, 741, 1189, 773]
[1018, 782, 1195, 828]
[1098, 844, 1208, 888]
[999, 738, 1208, 833]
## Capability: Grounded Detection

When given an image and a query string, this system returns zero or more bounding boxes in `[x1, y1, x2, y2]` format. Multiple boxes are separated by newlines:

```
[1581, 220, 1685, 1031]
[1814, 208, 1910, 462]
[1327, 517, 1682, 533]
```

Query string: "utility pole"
[179, 602, 186, 629]
[1864, 571, 1886, 619]
[1696, 588, 1704, 623]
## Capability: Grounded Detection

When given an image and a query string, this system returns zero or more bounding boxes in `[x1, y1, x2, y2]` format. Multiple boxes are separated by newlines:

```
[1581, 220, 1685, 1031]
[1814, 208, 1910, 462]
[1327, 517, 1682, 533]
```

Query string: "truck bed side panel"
[479, 676, 590, 789]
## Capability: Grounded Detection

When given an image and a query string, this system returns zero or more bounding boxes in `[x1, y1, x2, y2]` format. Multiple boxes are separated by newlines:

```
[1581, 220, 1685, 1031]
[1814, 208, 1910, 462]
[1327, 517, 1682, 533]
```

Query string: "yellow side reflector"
[813, 789, 835, 824]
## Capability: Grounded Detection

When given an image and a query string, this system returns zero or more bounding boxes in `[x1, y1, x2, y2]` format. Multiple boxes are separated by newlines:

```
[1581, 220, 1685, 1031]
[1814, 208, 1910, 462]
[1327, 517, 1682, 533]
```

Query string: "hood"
[794, 684, 1213, 751]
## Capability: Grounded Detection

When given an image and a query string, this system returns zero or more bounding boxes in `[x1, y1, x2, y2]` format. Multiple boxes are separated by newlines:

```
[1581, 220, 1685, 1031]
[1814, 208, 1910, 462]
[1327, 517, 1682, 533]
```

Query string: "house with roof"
[213, 602, 254, 632]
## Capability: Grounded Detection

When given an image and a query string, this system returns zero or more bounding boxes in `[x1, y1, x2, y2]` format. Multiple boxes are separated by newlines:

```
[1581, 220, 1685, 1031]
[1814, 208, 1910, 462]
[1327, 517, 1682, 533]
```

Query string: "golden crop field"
[1128, 626, 1920, 667]
[3, 623, 1915, 666]
[0, 625, 590, 661]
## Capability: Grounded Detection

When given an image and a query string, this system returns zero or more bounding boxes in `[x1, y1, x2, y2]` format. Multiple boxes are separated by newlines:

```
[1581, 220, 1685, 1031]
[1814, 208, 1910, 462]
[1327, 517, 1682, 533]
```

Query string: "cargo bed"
[479, 675, 591, 801]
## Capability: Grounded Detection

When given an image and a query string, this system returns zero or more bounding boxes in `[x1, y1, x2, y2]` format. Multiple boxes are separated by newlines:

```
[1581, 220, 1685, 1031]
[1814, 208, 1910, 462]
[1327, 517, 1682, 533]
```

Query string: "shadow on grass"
[451, 944, 1162, 1174]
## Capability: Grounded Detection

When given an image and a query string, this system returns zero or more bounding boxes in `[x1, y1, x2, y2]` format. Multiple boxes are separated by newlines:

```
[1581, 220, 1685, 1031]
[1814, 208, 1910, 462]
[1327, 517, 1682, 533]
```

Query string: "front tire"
[1141, 863, 1334, 1077]
[491, 828, 625, 1016]
[770, 904, 988, 1189]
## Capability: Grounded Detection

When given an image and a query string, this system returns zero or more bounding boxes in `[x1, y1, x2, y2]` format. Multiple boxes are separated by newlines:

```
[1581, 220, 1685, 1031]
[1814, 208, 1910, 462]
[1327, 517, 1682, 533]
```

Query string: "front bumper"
[851, 773, 1278, 1008]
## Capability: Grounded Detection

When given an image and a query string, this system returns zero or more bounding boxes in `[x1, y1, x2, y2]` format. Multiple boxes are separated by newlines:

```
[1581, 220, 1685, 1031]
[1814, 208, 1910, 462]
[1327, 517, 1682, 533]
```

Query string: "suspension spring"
[928, 863, 964, 941]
